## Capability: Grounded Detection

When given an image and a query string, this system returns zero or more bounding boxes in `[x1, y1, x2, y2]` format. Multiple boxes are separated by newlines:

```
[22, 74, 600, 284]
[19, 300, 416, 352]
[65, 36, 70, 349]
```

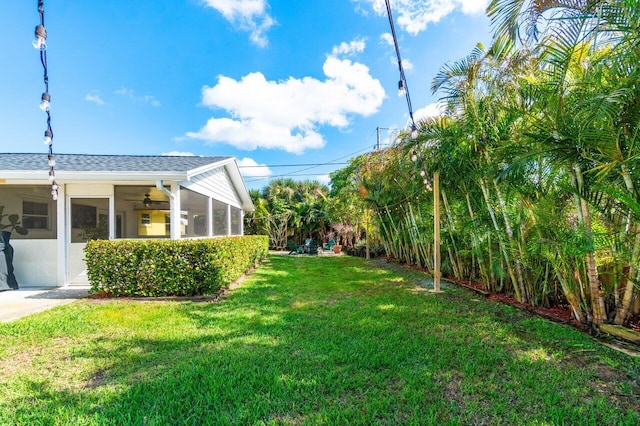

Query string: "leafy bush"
[84, 236, 268, 297]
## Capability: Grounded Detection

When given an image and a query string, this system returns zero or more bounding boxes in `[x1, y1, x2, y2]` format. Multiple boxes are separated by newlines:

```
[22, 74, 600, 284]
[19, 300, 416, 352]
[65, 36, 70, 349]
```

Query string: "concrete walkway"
[0, 286, 89, 323]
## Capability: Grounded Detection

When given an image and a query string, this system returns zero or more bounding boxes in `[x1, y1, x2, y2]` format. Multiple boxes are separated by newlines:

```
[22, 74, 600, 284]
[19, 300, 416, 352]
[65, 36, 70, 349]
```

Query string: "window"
[22, 201, 49, 230]
[141, 213, 151, 225]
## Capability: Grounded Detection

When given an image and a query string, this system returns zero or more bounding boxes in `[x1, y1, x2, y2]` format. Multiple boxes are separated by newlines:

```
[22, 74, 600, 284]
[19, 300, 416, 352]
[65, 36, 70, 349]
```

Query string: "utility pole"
[376, 127, 390, 150]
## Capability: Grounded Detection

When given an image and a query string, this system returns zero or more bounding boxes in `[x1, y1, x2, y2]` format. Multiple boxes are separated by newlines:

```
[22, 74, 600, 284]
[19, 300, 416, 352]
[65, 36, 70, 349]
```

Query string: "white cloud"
[402, 58, 414, 71]
[332, 39, 366, 56]
[414, 101, 445, 121]
[237, 157, 273, 178]
[162, 151, 195, 156]
[201, 0, 275, 47]
[115, 87, 161, 107]
[316, 174, 331, 185]
[380, 32, 394, 46]
[85, 92, 104, 106]
[382, 32, 413, 74]
[359, 0, 488, 35]
[186, 40, 386, 154]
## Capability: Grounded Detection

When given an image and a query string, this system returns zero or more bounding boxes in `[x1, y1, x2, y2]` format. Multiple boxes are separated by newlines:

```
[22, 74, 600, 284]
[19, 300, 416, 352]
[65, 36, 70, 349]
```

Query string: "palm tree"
[488, 0, 640, 324]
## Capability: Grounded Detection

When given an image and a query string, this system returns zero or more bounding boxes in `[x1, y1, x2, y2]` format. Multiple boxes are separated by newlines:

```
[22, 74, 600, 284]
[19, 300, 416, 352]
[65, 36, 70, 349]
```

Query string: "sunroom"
[0, 153, 254, 287]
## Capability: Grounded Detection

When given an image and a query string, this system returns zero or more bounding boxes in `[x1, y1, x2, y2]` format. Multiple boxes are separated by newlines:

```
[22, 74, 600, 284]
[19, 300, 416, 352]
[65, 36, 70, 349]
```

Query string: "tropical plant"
[0, 206, 28, 235]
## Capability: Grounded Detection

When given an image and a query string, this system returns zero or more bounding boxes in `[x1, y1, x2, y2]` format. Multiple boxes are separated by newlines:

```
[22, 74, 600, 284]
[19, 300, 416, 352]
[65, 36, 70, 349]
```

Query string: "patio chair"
[287, 240, 299, 255]
[307, 240, 319, 255]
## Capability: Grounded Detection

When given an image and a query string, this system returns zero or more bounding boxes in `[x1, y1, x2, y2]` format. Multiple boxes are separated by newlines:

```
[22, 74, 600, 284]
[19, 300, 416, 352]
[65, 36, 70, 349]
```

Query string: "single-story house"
[0, 153, 254, 287]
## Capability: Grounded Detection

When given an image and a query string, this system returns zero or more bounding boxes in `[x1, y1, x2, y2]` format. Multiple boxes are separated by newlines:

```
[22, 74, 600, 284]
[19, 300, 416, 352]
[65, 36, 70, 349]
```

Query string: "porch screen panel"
[114, 185, 170, 239]
[0, 185, 57, 240]
[180, 188, 209, 237]
[71, 198, 109, 243]
[230, 207, 242, 235]
[213, 200, 228, 236]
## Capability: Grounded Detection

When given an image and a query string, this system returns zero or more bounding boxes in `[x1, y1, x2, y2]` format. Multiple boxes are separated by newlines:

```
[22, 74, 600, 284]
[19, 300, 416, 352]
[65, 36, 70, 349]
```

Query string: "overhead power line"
[244, 143, 375, 183]
[240, 162, 349, 168]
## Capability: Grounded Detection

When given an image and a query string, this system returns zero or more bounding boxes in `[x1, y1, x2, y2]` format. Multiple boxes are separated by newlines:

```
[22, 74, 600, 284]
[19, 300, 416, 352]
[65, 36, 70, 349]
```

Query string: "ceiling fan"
[124, 192, 169, 208]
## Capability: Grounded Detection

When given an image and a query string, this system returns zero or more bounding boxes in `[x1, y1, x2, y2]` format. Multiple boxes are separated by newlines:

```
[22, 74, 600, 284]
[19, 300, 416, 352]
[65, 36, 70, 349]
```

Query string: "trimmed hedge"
[84, 235, 268, 297]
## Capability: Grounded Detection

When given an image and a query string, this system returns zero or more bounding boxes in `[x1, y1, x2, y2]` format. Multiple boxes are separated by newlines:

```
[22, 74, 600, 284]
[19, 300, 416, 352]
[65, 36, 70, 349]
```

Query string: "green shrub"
[84, 236, 268, 297]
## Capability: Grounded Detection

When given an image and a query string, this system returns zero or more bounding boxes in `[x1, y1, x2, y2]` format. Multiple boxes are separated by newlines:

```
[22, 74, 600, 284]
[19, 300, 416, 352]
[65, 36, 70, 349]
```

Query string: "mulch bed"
[445, 276, 581, 327]
[386, 256, 640, 335]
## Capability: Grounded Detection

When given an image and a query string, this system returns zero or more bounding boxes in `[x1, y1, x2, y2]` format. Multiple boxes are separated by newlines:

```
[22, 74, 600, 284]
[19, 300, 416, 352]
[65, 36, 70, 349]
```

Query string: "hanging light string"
[383, 0, 430, 190]
[33, 0, 57, 201]
[384, 0, 416, 135]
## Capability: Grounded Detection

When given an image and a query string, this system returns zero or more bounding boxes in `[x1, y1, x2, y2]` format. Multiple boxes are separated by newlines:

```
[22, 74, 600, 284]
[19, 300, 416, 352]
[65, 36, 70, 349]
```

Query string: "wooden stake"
[433, 172, 441, 292]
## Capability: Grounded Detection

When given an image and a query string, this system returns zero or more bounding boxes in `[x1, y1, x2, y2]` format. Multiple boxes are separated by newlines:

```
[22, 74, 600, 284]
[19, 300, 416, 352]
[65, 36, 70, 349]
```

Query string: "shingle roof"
[0, 153, 230, 172]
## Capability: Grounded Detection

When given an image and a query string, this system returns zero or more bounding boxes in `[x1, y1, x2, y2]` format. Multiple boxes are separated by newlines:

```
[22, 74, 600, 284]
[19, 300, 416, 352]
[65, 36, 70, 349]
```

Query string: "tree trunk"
[614, 164, 640, 325]
[493, 180, 528, 303]
[465, 190, 491, 289]
[442, 190, 463, 278]
[480, 178, 521, 301]
[573, 164, 606, 325]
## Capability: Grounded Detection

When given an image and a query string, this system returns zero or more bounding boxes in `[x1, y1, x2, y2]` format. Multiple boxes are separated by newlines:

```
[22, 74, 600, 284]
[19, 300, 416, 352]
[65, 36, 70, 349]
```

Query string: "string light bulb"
[420, 169, 426, 177]
[39, 92, 50, 111]
[411, 149, 417, 162]
[43, 129, 52, 145]
[411, 124, 418, 139]
[35, 0, 57, 200]
[398, 79, 406, 97]
[32, 24, 47, 50]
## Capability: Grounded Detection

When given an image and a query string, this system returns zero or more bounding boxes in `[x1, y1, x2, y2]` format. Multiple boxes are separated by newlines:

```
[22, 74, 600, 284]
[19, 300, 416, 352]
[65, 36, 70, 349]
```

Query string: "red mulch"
[445, 276, 580, 327]
[88, 291, 110, 299]
[629, 314, 640, 332]
[389, 257, 639, 333]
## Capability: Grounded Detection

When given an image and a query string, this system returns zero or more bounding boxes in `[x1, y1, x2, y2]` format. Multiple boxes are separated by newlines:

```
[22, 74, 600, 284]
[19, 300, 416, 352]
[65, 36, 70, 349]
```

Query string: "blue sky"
[0, 0, 491, 190]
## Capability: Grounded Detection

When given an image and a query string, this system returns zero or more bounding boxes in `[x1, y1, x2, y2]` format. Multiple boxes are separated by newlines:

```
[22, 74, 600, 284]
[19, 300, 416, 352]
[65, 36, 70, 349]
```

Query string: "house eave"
[1, 170, 189, 182]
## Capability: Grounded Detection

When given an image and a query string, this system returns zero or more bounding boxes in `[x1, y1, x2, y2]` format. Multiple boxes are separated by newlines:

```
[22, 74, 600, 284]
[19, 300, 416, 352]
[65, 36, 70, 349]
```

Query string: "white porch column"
[226, 204, 231, 236]
[240, 210, 244, 235]
[108, 194, 115, 240]
[170, 184, 181, 240]
[56, 183, 66, 286]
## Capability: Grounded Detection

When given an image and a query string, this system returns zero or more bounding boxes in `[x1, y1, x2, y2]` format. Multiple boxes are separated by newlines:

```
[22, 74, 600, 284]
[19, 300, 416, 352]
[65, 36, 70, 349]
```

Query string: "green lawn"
[1, 255, 639, 425]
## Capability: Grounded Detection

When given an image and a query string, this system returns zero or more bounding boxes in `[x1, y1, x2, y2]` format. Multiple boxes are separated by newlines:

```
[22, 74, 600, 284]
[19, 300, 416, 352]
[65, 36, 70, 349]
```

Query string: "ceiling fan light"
[143, 194, 152, 208]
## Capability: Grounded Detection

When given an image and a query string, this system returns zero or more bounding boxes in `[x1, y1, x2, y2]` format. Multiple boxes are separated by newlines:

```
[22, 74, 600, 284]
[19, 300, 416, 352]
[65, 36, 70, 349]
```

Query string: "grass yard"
[1, 255, 639, 425]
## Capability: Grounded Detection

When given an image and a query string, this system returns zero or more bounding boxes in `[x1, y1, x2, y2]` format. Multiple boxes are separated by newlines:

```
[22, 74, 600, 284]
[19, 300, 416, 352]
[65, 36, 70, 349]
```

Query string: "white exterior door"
[67, 197, 111, 284]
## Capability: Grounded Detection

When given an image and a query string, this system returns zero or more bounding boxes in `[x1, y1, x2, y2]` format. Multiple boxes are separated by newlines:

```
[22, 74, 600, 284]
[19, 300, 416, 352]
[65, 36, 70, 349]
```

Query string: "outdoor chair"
[287, 240, 299, 255]
[307, 240, 319, 255]
[323, 238, 335, 251]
